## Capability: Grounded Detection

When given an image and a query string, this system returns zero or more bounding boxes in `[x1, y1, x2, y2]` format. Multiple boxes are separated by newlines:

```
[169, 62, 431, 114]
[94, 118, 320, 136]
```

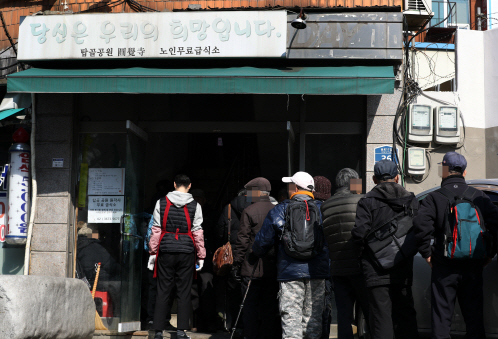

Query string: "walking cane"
[230, 260, 259, 339]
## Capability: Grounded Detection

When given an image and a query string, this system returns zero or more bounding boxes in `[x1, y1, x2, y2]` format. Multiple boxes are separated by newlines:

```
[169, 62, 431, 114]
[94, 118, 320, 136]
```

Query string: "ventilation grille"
[406, 0, 429, 11]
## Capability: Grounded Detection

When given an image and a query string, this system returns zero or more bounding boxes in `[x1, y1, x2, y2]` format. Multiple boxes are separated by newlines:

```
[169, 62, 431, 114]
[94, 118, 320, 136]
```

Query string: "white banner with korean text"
[18, 11, 287, 60]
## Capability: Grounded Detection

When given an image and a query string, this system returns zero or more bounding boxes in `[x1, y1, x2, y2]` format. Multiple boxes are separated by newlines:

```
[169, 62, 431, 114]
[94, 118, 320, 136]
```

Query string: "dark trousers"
[333, 274, 370, 339]
[241, 277, 280, 339]
[147, 269, 157, 323]
[431, 264, 485, 339]
[368, 284, 419, 339]
[154, 252, 195, 331]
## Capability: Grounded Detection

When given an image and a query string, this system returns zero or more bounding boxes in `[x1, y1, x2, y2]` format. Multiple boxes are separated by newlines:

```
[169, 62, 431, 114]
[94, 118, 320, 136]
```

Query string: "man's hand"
[196, 260, 204, 272]
[147, 255, 156, 271]
[426, 256, 432, 268]
[231, 265, 242, 283]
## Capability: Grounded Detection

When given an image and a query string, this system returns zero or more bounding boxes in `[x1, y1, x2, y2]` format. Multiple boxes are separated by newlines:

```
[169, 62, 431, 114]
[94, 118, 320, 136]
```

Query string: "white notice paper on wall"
[88, 168, 125, 195]
[88, 196, 124, 223]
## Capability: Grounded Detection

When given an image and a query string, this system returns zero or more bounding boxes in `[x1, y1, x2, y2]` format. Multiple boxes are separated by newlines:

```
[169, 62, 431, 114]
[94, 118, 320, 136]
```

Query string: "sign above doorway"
[18, 11, 287, 60]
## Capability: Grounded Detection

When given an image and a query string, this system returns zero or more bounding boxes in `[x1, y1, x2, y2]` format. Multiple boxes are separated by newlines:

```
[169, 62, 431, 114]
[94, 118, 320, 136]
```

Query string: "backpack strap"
[462, 186, 478, 201]
[436, 187, 459, 203]
[162, 197, 172, 231]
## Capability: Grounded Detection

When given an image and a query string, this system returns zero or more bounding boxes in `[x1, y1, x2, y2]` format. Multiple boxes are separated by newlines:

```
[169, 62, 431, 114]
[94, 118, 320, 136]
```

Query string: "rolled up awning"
[7, 66, 395, 95]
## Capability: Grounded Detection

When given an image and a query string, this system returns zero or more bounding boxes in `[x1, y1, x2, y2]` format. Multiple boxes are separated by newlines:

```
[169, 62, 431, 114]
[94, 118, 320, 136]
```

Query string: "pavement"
[93, 326, 340, 338]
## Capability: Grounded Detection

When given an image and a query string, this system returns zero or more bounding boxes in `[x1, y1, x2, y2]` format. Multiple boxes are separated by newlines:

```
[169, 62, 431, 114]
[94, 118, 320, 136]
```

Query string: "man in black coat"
[321, 168, 369, 339]
[413, 152, 498, 339]
[352, 160, 419, 339]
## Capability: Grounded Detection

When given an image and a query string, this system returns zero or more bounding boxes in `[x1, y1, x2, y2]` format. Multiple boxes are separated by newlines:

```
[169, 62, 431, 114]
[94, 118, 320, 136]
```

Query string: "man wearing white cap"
[252, 172, 329, 339]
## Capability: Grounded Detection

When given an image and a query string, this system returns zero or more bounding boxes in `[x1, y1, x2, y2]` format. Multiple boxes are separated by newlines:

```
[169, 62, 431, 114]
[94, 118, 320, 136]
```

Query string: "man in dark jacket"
[351, 160, 419, 339]
[413, 152, 498, 339]
[321, 168, 369, 339]
[253, 172, 330, 339]
[232, 177, 279, 339]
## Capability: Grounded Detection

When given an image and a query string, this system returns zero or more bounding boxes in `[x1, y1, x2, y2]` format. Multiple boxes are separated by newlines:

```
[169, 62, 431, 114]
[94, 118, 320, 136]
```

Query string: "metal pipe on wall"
[23, 93, 37, 275]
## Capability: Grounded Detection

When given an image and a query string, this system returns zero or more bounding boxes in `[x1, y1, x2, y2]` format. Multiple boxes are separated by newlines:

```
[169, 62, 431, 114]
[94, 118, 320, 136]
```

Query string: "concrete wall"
[29, 94, 74, 277]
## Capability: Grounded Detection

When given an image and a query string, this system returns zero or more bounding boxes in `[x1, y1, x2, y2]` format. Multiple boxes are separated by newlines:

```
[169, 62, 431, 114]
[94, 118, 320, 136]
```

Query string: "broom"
[92, 262, 108, 331]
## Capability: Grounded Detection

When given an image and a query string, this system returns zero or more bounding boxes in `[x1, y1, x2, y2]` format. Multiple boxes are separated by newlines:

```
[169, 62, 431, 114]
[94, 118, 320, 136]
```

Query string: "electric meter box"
[407, 104, 433, 143]
[434, 106, 460, 144]
[407, 147, 426, 175]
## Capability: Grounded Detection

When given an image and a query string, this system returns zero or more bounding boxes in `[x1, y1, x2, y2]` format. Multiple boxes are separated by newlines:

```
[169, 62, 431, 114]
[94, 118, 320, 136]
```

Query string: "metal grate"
[407, 0, 428, 11]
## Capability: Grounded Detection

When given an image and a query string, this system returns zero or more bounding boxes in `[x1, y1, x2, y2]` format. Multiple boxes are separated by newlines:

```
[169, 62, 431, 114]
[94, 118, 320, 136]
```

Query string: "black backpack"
[282, 199, 324, 260]
[365, 195, 419, 270]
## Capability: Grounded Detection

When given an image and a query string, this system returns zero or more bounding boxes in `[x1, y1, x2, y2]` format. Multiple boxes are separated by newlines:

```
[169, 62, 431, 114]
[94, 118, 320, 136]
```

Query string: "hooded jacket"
[149, 191, 206, 259]
[217, 195, 251, 246]
[413, 175, 498, 267]
[252, 193, 330, 282]
[352, 182, 418, 287]
[321, 187, 364, 276]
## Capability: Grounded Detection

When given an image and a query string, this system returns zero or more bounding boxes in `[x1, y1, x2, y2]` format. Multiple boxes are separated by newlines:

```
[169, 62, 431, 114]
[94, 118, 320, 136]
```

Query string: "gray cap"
[245, 177, 271, 192]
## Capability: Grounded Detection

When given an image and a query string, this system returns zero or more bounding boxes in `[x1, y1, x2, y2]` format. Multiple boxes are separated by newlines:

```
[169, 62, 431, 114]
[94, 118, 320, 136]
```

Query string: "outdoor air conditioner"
[448, 23, 470, 29]
[404, 0, 432, 14]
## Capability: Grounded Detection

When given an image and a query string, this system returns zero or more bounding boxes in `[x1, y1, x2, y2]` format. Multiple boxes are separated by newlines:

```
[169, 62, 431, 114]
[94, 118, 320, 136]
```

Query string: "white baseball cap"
[282, 172, 315, 191]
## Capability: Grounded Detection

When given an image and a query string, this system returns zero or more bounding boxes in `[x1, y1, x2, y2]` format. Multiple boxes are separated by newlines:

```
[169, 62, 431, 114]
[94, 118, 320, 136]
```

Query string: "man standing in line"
[351, 160, 419, 339]
[252, 172, 330, 339]
[232, 177, 280, 339]
[148, 174, 206, 339]
[321, 169, 369, 339]
[413, 152, 498, 339]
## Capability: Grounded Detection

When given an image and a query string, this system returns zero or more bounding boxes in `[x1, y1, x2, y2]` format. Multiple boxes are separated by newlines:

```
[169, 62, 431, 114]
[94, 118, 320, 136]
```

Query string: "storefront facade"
[1, 8, 405, 331]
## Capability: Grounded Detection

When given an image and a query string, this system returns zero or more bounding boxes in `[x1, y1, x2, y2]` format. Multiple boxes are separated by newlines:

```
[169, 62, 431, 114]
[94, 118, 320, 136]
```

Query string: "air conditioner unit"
[404, 0, 432, 13]
[448, 23, 470, 29]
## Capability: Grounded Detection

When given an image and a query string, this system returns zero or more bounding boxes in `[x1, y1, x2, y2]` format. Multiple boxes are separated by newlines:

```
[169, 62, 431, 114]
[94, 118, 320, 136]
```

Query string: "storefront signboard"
[88, 196, 124, 223]
[17, 11, 287, 60]
[374, 145, 400, 165]
[88, 168, 125, 195]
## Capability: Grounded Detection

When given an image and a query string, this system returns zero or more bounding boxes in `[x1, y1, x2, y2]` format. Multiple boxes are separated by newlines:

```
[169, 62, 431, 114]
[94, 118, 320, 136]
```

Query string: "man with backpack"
[351, 160, 419, 339]
[252, 172, 330, 339]
[413, 152, 498, 339]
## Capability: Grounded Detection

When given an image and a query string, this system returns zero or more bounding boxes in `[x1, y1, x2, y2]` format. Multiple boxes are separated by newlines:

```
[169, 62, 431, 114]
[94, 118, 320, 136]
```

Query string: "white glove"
[196, 260, 204, 272]
[147, 255, 156, 271]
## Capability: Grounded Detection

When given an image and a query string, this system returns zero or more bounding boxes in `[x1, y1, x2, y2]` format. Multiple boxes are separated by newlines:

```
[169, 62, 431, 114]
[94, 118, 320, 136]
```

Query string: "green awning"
[0, 108, 24, 121]
[8, 66, 394, 95]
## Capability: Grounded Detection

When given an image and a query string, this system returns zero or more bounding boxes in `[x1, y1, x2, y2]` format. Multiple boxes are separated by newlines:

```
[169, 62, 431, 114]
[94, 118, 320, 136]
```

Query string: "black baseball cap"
[441, 152, 467, 172]
[374, 159, 399, 180]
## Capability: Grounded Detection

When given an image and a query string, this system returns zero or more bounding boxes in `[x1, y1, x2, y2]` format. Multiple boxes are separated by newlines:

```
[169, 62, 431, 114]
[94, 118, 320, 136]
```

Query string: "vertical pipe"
[24, 93, 37, 275]
[477, 7, 482, 30]
[299, 97, 306, 171]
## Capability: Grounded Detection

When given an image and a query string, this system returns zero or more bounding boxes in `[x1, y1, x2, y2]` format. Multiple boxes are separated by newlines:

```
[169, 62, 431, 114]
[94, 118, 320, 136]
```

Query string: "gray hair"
[261, 190, 270, 196]
[336, 168, 359, 188]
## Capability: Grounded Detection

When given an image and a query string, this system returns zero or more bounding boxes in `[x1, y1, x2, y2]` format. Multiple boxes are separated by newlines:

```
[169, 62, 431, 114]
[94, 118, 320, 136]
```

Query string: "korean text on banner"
[17, 11, 287, 60]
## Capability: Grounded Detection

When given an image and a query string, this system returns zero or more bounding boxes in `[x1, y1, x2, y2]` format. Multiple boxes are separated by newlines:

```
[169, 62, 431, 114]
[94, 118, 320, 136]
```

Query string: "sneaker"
[177, 330, 191, 339]
[147, 321, 154, 331]
[153, 331, 162, 339]
[164, 321, 176, 331]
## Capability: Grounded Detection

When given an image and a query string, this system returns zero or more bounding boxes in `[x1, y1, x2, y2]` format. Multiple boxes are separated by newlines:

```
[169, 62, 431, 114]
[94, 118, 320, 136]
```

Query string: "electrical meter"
[408, 104, 433, 143]
[407, 147, 426, 175]
[434, 106, 460, 144]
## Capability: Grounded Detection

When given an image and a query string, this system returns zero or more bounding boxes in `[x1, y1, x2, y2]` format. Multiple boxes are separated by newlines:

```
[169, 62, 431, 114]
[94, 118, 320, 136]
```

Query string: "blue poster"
[374, 145, 399, 164]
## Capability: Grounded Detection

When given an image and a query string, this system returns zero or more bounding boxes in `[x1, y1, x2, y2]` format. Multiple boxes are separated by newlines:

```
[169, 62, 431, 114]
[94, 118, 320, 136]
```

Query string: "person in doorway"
[149, 174, 206, 339]
[413, 152, 498, 339]
[252, 172, 330, 339]
[312, 175, 333, 339]
[216, 187, 251, 333]
[77, 223, 120, 316]
[321, 169, 369, 339]
[232, 177, 280, 339]
[351, 160, 419, 339]
[190, 188, 218, 332]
